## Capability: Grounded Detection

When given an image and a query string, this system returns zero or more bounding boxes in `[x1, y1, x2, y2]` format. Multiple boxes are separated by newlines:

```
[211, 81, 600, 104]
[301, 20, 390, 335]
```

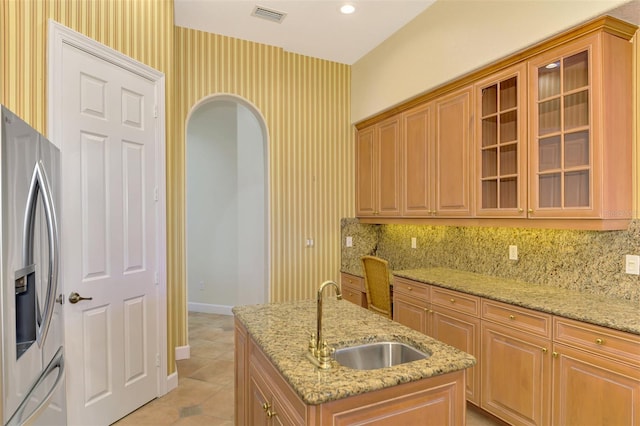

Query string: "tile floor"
[115, 312, 504, 426]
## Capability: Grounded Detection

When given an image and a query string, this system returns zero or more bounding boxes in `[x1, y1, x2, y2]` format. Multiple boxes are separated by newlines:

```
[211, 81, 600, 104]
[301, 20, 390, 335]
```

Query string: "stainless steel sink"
[334, 341, 429, 370]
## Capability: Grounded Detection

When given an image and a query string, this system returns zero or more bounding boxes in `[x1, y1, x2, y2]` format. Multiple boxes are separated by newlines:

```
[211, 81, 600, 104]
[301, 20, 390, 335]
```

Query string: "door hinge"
[154, 186, 158, 201]
[156, 353, 160, 367]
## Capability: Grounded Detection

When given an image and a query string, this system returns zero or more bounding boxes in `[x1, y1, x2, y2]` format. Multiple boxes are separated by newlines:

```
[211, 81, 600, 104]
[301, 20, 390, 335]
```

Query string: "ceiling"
[174, 0, 640, 66]
[174, 0, 435, 65]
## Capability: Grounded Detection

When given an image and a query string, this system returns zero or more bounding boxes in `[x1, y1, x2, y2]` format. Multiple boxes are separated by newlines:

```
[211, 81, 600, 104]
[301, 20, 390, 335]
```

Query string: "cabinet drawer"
[431, 287, 479, 317]
[341, 272, 365, 291]
[482, 299, 552, 338]
[554, 317, 640, 365]
[393, 277, 430, 300]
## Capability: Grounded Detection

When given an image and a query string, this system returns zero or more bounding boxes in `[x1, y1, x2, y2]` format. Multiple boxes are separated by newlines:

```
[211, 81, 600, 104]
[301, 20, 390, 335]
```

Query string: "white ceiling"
[174, 0, 436, 65]
[174, 0, 640, 66]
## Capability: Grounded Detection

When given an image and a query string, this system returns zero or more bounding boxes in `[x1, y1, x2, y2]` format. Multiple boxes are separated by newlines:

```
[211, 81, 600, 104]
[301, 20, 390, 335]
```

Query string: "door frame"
[46, 19, 169, 397]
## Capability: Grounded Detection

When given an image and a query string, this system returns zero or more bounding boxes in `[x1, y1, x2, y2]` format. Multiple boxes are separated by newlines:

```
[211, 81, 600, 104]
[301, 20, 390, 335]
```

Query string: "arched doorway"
[185, 95, 269, 314]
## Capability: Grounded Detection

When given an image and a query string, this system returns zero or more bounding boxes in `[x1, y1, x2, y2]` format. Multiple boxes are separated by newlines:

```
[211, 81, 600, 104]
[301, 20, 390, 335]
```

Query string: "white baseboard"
[188, 302, 234, 316]
[166, 371, 178, 393]
[175, 345, 190, 360]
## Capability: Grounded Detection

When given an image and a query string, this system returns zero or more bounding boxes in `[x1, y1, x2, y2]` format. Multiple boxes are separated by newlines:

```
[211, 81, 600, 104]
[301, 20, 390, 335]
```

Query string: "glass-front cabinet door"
[526, 31, 634, 221]
[530, 42, 592, 216]
[475, 64, 527, 217]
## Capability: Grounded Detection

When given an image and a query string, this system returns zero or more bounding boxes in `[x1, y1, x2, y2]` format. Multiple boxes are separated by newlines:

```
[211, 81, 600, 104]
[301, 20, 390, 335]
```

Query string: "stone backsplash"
[341, 218, 640, 302]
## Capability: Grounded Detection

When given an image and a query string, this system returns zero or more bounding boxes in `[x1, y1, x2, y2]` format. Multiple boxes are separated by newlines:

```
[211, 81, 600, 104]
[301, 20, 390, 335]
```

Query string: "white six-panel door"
[51, 27, 164, 425]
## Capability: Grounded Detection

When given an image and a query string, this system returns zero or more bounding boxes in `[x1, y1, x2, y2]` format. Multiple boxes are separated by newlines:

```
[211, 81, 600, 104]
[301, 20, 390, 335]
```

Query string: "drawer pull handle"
[509, 315, 515, 320]
[450, 298, 455, 303]
[266, 409, 277, 418]
[262, 402, 271, 412]
[595, 338, 604, 345]
[407, 287, 413, 291]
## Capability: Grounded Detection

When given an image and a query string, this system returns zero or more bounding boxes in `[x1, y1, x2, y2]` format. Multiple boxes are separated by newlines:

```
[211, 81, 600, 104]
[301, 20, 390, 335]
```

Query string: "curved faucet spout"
[310, 280, 342, 369]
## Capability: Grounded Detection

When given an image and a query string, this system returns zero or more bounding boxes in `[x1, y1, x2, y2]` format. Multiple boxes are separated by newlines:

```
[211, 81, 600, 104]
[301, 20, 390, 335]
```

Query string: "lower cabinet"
[393, 277, 640, 426]
[340, 272, 367, 308]
[552, 317, 640, 426]
[432, 305, 481, 406]
[248, 331, 307, 425]
[393, 277, 431, 334]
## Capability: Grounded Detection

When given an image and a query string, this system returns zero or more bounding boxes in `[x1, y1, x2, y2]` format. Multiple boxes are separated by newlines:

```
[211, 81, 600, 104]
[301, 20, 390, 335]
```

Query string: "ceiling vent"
[251, 5, 287, 23]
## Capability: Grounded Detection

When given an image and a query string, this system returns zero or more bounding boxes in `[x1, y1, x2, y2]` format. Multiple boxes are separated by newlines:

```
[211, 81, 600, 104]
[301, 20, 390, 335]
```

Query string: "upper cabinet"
[356, 116, 402, 217]
[475, 64, 527, 218]
[435, 86, 474, 217]
[402, 102, 435, 216]
[527, 32, 632, 223]
[354, 16, 636, 230]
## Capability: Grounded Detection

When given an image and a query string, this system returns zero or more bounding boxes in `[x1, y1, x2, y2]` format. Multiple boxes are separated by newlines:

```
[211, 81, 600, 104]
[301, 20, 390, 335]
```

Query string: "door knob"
[69, 292, 93, 304]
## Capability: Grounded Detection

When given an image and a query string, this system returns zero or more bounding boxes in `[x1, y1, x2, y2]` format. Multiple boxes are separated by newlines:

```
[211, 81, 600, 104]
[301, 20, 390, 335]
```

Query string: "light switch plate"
[509, 245, 518, 261]
[411, 237, 417, 249]
[625, 254, 640, 275]
[346, 236, 353, 247]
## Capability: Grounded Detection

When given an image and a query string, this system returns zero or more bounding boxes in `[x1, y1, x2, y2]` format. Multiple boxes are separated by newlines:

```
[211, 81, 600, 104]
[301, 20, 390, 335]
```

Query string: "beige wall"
[352, 0, 630, 123]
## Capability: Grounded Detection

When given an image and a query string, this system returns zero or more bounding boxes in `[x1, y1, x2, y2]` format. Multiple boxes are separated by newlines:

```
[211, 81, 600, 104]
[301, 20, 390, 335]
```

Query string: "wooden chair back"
[361, 256, 392, 319]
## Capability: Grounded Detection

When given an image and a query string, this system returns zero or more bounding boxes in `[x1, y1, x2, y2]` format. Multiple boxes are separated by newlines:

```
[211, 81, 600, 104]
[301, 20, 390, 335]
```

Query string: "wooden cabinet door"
[552, 343, 640, 426]
[402, 102, 434, 216]
[475, 63, 527, 217]
[248, 365, 272, 426]
[432, 307, 480, 405]
[356, 116, 402, 217]
[481, 321, 552, 426]
[393, 293, 430, 335]
[356, 126, 376, 216]
[435, 86, 473, 217]
[377, 116, 402, 216]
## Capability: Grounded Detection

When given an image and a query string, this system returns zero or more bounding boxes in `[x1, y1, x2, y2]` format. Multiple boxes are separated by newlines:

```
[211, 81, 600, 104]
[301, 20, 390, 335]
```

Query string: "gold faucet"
[307, 280, 342, 369]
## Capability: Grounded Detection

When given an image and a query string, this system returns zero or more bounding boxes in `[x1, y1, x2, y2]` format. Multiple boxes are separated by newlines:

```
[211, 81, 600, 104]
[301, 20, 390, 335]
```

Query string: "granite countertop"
[233, 299, 476, 405]
[392, 267, 640, 335]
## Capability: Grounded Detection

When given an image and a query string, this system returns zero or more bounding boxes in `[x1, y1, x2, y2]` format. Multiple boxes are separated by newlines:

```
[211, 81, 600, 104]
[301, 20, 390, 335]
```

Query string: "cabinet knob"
[542, 347, 548, 353]
[266, 409, 277, 418]
[595, 338, 604, 345]
[262, 402, 271, 412]
[518, 208, 524, 213]
[552, 351, 559, 358]
[450, 298, 455, 303]
[407, 286, 412, 291]
[509, 315, 515, 320]
[528, 209, 534, 214]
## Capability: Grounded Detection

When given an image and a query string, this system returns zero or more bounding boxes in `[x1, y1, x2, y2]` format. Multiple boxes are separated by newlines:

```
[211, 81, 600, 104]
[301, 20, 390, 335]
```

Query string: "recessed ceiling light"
[340, 4, 355, 14]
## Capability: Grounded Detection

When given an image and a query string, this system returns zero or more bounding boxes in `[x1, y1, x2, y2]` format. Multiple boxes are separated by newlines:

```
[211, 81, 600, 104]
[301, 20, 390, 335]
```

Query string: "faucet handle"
[308, 333, 317, 354]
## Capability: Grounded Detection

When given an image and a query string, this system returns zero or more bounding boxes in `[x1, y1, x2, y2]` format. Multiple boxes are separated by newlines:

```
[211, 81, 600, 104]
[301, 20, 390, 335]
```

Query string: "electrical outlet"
[625, 254, 640, 275]
[509, 245, 518, 261]
[346, 236, 353, 247]
[411, 237, 417, 249]
[306, 238, 314, 248]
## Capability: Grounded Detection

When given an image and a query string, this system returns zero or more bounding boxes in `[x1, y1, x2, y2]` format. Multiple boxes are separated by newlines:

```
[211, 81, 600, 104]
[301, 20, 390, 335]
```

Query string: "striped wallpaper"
[173, 27, 354, 306]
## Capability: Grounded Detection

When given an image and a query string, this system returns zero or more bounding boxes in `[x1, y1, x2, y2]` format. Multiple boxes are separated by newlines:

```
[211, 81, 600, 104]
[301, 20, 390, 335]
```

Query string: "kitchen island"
[233, 298, 476, 425]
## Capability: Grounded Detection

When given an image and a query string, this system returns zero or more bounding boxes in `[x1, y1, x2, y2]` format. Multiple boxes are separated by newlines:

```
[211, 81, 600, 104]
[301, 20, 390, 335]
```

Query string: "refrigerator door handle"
[5, 346, 65, 426]
[22, 159, 60, 348]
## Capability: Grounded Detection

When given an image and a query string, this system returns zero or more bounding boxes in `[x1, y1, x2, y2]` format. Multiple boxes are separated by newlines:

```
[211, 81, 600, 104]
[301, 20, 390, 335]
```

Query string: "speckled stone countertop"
[393, 267, 640, 335]
[232, 299, 476, 405]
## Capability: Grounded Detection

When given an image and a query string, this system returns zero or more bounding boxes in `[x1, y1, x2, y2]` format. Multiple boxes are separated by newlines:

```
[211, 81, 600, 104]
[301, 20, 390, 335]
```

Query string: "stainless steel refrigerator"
[0, 106, 66, 425]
